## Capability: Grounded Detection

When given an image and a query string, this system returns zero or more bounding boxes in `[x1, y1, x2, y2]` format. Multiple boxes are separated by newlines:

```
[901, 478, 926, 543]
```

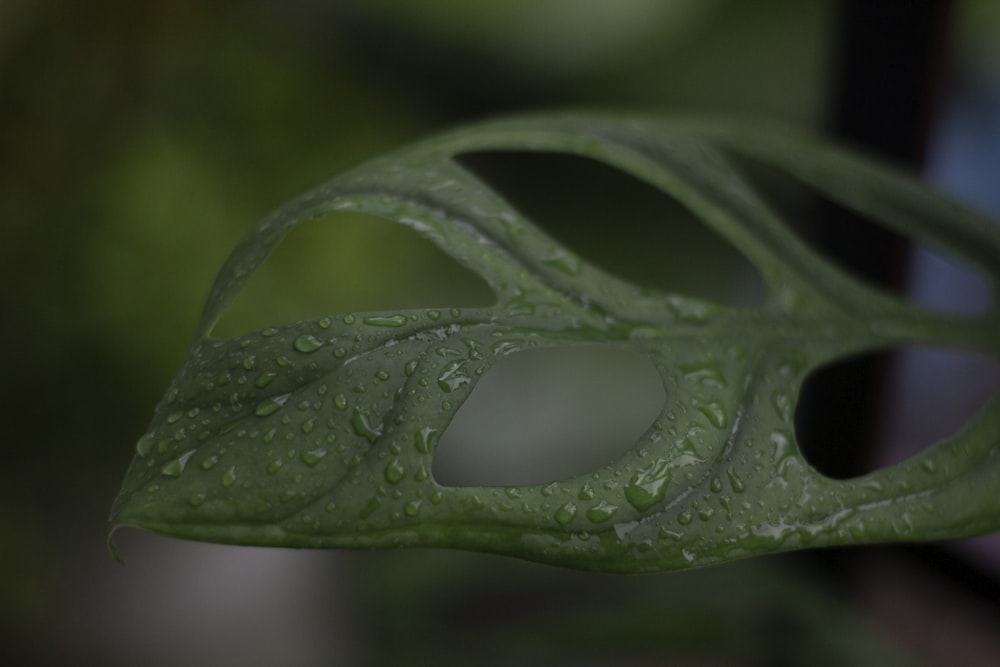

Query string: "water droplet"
[697, 400, 727, 429]
[302, 418, 316, 434]
[254, 372, 278, 389]
[136, 433, 156, 457]
[221, 466, 238, 487]
[333, 347, 347, 358]
[677, 510, 693, 525]
[727, 467, 746, 493]
[437, 361, 471, 392]
[352, 408, 383, 443]
[294, 334, 324, 353]
[586, 501, 618, 523]
[624, 459, 671, 511]
[710, 476, 723, 493]
[555, 503, 577, 526]
[404, 500, 422, 517]
[359, 496, 380, 519]
[414, 426, 437, 454]
[161, 449, 196, 477]
[343, 315, 356, 325]
[375, 370, 390, 381]
[201, 456, 218, 470]
[335, 393, 348, 410]
[262, 327, 279, 337]
[363, 314, 408, 327]
[385, 459, 406, 483]
[544, 248, 581, 275]
[319, 317, 332, 329]
[300, 448, 327, 466]
[167, 411, 183, 424]
[682, 363, 728, 388]
[189, 492, 206, 507]
[771, 388, 792, 423]
[267, 459, 284, 475]
[255, 393, 290, 417]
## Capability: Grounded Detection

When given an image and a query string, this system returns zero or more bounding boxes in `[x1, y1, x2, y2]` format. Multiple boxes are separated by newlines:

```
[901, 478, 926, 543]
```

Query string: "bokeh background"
[2, 1, 999, 665]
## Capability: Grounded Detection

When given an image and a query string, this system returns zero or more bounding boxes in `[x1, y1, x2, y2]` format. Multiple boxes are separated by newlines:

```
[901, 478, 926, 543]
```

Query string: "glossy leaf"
[109, 113, 1000, 571]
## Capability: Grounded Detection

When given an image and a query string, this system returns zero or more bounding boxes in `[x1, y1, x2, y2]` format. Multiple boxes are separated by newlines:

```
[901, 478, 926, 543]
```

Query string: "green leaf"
[109, 113, 1000, 572]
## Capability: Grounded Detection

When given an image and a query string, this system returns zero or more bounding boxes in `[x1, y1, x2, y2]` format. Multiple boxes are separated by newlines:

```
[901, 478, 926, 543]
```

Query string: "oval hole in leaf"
[433, 345, 665, 487]
[728, 154, 994, 316]
[212, 211, 496, 338]
[795, 346, 1000, 480]
[456, 152, 766, 306]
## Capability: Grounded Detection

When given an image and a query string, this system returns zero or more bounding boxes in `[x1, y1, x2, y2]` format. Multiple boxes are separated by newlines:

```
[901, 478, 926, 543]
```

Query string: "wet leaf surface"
[110, 114, 1000, 571]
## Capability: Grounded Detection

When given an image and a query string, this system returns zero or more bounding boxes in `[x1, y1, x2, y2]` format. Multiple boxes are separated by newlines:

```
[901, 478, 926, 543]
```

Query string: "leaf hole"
[795, 346, 1000, 480]
[456, 151, 767, 306]
[728, 154, 994, 316]
[433, 346, 665, 487]
[212, 211, 495, 338]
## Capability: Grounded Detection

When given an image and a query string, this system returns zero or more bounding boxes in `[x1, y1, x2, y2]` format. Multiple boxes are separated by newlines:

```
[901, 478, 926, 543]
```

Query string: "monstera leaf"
[109, 113, 1000, 571]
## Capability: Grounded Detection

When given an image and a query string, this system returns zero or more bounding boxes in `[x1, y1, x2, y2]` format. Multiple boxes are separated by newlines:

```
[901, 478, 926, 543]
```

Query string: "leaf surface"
[110, 113, 1000, 571]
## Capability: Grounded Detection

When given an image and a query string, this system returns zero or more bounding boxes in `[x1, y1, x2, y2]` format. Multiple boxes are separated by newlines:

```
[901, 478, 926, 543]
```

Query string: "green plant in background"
[109, 113, 1000, 572]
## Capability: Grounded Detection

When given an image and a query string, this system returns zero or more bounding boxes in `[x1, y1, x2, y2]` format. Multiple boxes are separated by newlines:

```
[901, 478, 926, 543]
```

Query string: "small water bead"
[384, 459, 406, 483]
[343, 315, 356, 325]
[586, 501, 618, 523]
[294, 334, 324, 353]
[335, 393, 348, 410]
[222, 466, 238, 487]
[201, 456, 219, 471]
[710, 477, 723, 493]
[188, 492, 206, 507]
[359, 496, 380, 519]
[363, 314, 408, 327]
[262, 327, 279, 337]
[727, 467, 746, 493]
[414, 426, 437, 454]
[404, 500, 422, 517]
[161, 449, 196, 477]
[254, 372, 278, 389]
[301, 448, 327, 466]
[319, 317, 332, 329]
[677, 510, 693, 525]
[255, 393, 290, 417]
[624, 459, 671, 512]
[167, 411, 183, 424]
[302, 418, 316, 434]
[437, 361, 471, 392]
[555, 503, 577, 526]
[375, 370, 390, 382]
[682, 363, 728, 388]
[771, 389, 793, 423]
[697, 400, 728, 429]
[427, 310, 441, 320]
[267, 459, 284, 475]
[135, 433, 156, 457]
[352, 408, 383, 443]
[544, 248, 581, 275]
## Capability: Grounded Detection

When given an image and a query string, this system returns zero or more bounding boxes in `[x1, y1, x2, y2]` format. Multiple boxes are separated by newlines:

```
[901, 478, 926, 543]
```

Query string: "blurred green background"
[2, 1, 998, 664]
